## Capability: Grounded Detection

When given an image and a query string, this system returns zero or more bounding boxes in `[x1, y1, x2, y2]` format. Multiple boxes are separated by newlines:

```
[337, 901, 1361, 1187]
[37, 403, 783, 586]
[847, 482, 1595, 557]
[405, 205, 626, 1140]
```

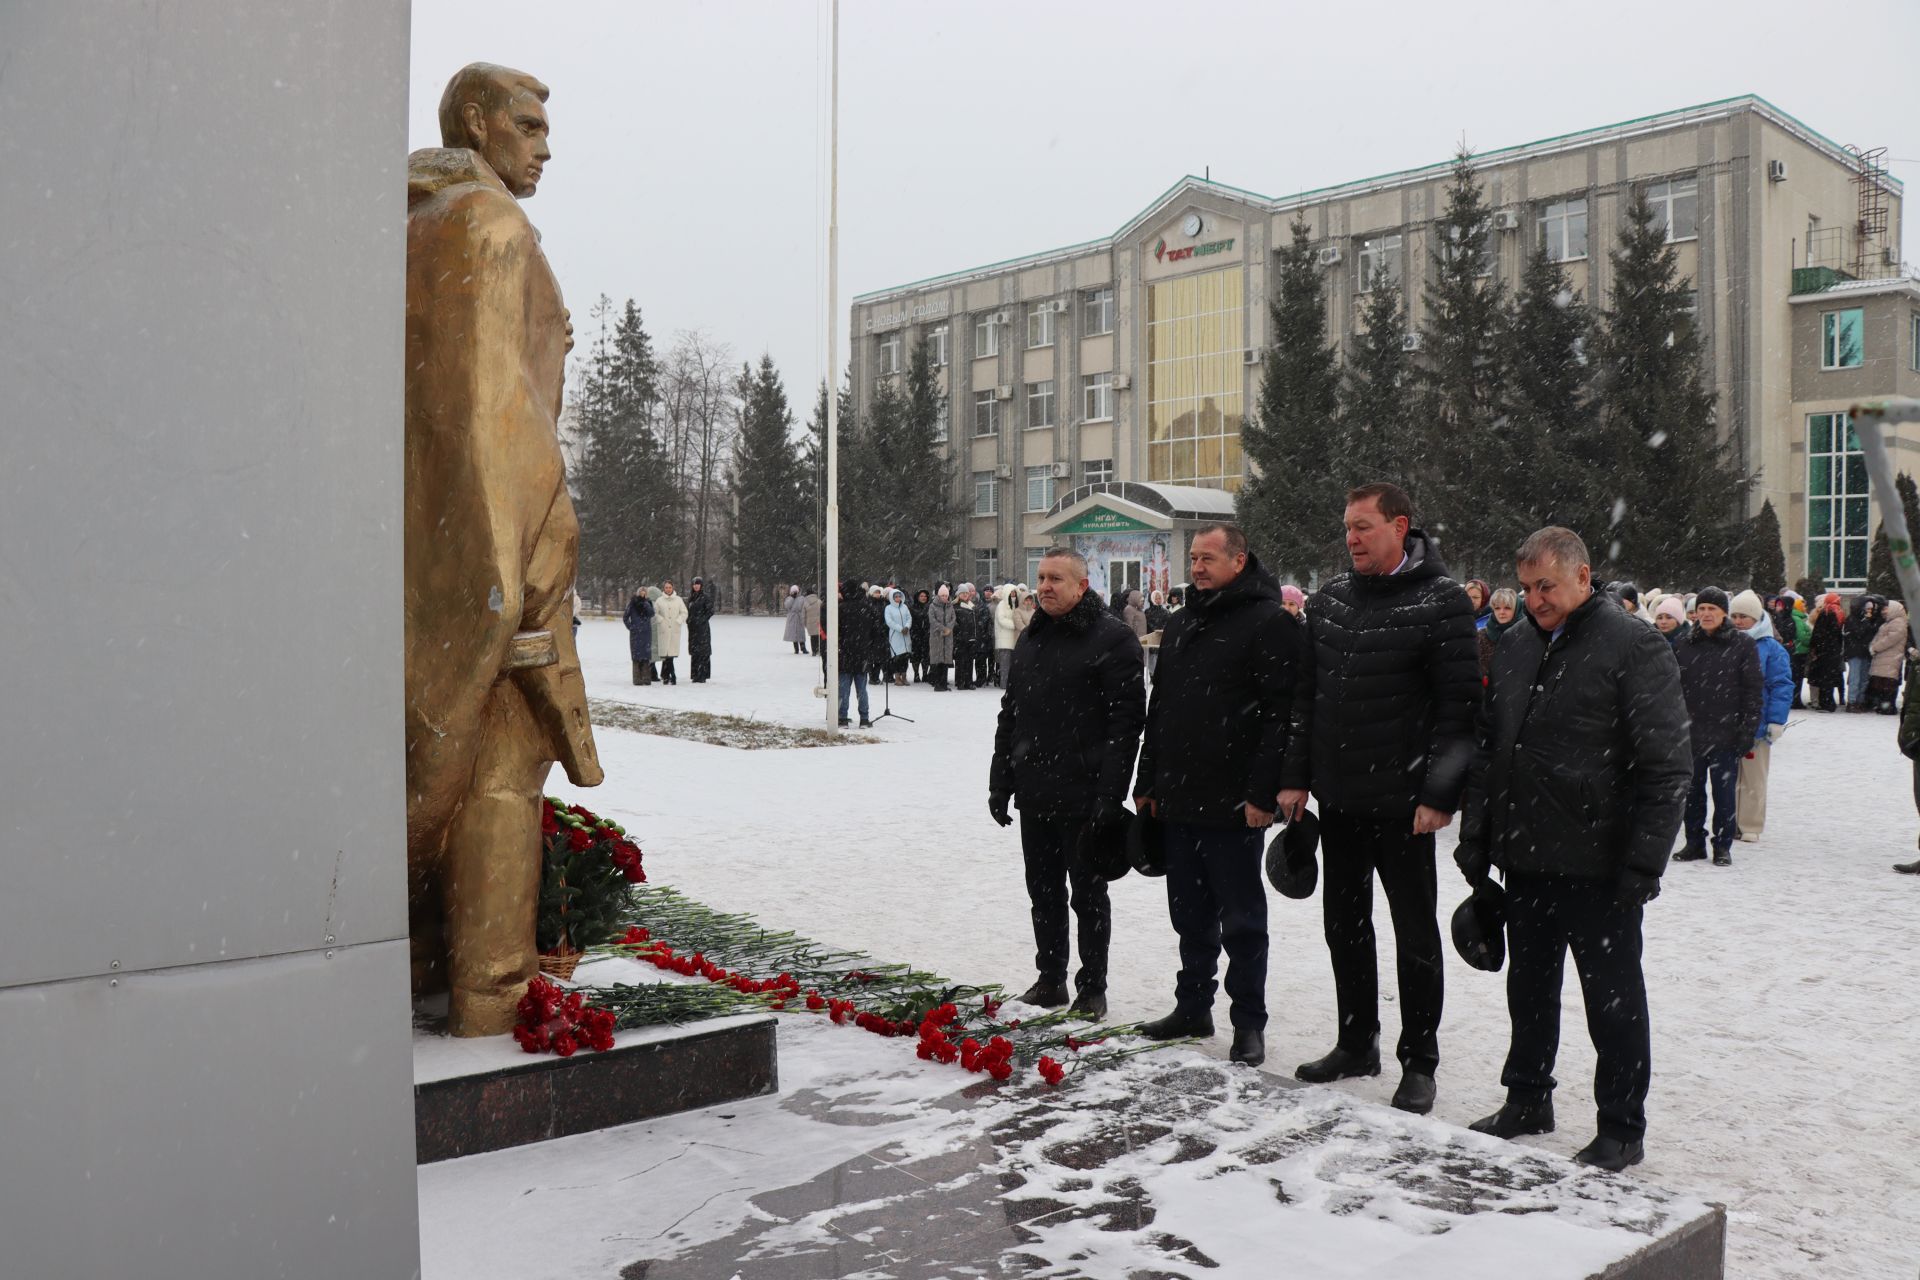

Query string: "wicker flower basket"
[538, 947, 583, 981]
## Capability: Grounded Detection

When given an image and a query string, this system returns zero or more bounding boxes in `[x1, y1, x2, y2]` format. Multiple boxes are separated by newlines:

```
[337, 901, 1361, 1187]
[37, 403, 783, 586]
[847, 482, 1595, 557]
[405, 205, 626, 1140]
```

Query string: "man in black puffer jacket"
[1456, 526, 1692, 1172]
[1672, 585, 1761, 866]
[1277, 482, 1480, 1115]
[990, 548, 1146, 1020]
[1132, 523, 1301, 1067]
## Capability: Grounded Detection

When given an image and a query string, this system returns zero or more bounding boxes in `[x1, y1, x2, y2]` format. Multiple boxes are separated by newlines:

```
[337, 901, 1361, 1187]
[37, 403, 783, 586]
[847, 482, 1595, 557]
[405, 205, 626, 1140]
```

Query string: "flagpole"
[823, 0, 841, 731]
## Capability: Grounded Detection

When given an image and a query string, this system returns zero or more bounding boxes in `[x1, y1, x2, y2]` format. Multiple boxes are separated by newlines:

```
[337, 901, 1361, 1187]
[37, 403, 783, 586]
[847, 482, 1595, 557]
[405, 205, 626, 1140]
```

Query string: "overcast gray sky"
[410, 0, 1920, 416]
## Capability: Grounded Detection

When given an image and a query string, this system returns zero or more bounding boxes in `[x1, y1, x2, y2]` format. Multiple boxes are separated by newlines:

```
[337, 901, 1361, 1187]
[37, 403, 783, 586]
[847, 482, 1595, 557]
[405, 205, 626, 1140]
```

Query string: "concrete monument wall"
[0, 3, 421, 1275]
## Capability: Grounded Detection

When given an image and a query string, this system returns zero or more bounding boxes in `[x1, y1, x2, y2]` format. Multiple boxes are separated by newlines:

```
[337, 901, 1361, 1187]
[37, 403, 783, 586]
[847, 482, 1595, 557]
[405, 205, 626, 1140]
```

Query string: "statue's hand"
[564, 756, 604, 787]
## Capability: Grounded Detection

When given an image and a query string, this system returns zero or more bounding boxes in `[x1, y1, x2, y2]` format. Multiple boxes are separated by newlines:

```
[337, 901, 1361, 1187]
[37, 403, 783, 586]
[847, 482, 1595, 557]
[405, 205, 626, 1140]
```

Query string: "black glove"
[1615, 869, 1661, 908]
[988, 792, 1012, 828]
[1092, 797, 1131, 830]
[1454, 841, 1491, 887]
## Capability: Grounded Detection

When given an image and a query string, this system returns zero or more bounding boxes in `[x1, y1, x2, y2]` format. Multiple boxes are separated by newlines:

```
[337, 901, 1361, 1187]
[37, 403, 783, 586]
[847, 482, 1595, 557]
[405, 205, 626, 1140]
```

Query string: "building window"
[1911, 313, 1920, 371]
[1146, 265, 1247, 491]
[1024, 547, 1048, 587]
[1027, 306, 1056, 348]
[1807, 412, 1869, 587]
[1355, 234, 1403, 291]
[875, 331, 901, 376]
[1082, 457, 1114, 485]
[1026, 380, 1055, 428]
[973, 313, 1000, 359]
[972, 471, 997, 516]
[1538, 197, 1588, 262]
[1082, 287, 1114, 336]
[1082, 372, 1114, 422]
[933, 397, 949, 443]
[1822, 309, 1864, 369]
[925, 325, 949, 367]
[974, 547, 999, 585]
[1647, 176, 1698, 243]
[973, 388, 999, 436]
[1025, 465, 1056, 513]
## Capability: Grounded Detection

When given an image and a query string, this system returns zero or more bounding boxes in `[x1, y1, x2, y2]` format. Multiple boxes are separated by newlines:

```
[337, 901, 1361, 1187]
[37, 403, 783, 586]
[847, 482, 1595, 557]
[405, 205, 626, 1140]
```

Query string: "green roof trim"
[853, 94, 1899, 305]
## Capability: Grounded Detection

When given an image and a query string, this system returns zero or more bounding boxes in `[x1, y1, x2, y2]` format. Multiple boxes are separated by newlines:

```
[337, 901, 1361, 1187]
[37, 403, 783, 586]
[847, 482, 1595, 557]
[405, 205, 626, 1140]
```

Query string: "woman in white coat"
[781, 584, 808, 654]
[653, 580, 688, 685]
[992, 583, 1024, 688]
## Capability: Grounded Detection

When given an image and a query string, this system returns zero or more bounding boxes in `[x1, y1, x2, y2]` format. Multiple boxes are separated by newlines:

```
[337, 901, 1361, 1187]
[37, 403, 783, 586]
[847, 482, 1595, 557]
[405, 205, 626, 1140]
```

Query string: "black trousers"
[658, 656, 677, 683]
[1163, 820, 1267, 1030]
[691, 652, 711, 682]
[1019, 812, 1109, 995]
[1789, 652, 1808, 707]
[1319, 808, 1443, 1074]
[1501, 872, 1651, 1143]
[954, 648, 975, 689]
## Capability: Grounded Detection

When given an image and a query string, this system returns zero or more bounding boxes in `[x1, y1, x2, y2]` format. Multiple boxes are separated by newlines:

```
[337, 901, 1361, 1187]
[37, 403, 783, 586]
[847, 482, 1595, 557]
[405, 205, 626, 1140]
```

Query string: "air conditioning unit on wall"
[1050, 462, 1070, 478]
[1768, 159, 1788, 183]
[1492, 210, 1520, 231]
[1401, 332, 1423, 352]
[994, 463, 1012, 479]
[1317, 245, 1343, 267]
[989, 311, 1012, 326]
[1243, 349, 1264, 365]
[995, 384, 1014, 400]
[1045, 299, 1070, 314]
[1111, 373, 1132, 390]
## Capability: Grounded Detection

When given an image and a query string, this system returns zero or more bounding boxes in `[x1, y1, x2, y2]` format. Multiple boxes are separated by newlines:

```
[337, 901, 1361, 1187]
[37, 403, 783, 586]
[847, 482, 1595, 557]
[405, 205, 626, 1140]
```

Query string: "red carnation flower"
[1037, 1056, 1066, 1085]
[566, 827, 594, 852]
[551, 1031, 577, 1058]
[987, 1060, 1013, 1082]
[805, 992, 826, 1011]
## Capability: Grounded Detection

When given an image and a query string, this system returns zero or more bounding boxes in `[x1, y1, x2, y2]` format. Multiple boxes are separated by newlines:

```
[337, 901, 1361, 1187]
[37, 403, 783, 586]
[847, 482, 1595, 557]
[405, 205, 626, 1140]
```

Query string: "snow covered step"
[412, 1011, 777, 1163]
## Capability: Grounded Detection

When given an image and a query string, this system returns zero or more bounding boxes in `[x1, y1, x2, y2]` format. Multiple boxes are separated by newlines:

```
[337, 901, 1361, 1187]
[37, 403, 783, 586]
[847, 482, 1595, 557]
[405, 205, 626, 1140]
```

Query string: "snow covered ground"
[499, 613, 1915, 1278]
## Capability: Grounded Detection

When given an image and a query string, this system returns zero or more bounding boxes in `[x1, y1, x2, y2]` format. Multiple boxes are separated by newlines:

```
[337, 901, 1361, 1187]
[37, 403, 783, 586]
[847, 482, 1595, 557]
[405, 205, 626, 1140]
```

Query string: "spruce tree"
[1745, 498, 1786, 594]
[1869, 523, 1897, 598]
[1501, 246, 1598, 555]
[728, 354, 811, 607]
[1418, 150, 1509, 573]
[1591, 188, 1752, 582]
[1237, 217, 1344, 582]
[572, 298, 676, 598]
[896, 339, 967, 583]
[1339, 270, 1415, 497]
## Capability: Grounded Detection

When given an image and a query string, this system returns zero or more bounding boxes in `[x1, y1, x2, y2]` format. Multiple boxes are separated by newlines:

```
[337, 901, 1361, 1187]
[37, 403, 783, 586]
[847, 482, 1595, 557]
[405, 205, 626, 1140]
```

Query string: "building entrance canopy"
[1036, 482, 1236, 537]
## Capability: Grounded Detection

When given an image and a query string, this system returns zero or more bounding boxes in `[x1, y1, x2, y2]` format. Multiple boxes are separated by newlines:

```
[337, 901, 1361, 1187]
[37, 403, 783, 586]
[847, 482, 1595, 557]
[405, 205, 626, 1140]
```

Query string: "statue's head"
[438, 63, 551, 198]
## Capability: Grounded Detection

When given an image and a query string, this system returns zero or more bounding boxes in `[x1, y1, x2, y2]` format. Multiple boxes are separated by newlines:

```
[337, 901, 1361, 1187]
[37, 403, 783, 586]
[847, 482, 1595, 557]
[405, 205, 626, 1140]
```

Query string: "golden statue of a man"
[405, 63, 602, 1037]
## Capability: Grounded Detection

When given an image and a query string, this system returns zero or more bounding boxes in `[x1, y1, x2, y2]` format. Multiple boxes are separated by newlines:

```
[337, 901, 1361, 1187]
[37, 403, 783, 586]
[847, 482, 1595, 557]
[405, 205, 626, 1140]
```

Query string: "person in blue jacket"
[1729, 589, 1792, 842]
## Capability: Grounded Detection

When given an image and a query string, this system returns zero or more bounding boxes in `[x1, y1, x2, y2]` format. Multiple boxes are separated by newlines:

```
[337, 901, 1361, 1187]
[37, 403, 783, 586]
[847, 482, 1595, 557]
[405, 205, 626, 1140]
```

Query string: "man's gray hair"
[1514, 526, 1590, 571]
[1039, 546, 1088, 576]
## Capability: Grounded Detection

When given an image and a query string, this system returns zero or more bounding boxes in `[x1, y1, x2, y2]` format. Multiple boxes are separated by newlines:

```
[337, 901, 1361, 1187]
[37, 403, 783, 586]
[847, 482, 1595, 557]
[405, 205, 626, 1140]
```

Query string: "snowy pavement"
[466, 614, 1917, 1279]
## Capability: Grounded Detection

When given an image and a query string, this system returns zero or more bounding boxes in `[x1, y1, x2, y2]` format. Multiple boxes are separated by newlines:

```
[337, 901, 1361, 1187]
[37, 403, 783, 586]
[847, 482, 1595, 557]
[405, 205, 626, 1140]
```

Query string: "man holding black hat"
[990, 547, 1146, 1020]
[1456, 526, 1691, 1171]
[1277, 482, 1480, 1113]
[1132, 523, 1301, 1065]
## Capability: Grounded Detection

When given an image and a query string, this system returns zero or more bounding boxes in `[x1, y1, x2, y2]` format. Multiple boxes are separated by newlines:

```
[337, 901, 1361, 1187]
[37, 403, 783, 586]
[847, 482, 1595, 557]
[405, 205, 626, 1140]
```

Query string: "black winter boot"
[1140, 1007, 1214, 1040]
[1295, 1040, 1381, 1083]
[1014, 978, 1069, 1009]
[1469, 1098, 1555, 1138]
[1067, 988, 1107, 1021]
[1229, 1026, 1265, 1066]
[1574, 1134, 1645, 1171]
[1391, 1071, 1436, 1115]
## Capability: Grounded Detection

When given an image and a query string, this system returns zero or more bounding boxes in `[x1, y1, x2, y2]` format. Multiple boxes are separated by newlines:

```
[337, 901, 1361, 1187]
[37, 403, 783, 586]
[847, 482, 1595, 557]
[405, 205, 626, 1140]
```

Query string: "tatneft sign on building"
[848, 95, 1912, 592]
